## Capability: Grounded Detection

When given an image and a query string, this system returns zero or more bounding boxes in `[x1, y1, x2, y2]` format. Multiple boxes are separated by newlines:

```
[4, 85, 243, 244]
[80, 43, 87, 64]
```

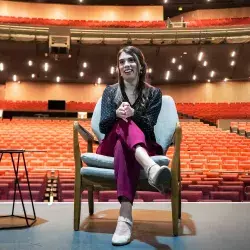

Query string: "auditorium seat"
[209, 191, 240, 202]
[181, 191, 203, 202]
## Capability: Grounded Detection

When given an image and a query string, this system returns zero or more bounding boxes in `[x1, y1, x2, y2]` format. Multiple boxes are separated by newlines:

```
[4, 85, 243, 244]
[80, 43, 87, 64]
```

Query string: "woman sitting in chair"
[97, 45, 171, 246]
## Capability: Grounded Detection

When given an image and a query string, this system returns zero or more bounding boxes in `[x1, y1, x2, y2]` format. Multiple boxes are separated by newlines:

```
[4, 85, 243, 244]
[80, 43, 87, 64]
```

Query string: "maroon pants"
[96, 119, 163, 204]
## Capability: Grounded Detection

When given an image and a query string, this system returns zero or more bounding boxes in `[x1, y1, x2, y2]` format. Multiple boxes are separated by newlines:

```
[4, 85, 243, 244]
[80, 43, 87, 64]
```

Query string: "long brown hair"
[115, 46, 149, 108]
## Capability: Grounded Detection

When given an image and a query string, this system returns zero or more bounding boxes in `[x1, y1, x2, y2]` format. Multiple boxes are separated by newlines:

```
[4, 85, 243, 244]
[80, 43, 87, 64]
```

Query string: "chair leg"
[171, 181, 179, 236]
[178, 182, 181, 220]
[74, 185, 82, 231]
[88, 187, 94, 215]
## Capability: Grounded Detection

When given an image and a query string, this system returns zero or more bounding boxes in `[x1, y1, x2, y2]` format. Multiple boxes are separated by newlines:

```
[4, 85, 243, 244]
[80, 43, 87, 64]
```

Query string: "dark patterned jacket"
[99, 83, 162, 142]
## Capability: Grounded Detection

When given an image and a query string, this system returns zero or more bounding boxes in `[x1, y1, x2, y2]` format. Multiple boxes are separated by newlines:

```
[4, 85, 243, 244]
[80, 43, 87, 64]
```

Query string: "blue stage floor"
[0, 202, 250, 250]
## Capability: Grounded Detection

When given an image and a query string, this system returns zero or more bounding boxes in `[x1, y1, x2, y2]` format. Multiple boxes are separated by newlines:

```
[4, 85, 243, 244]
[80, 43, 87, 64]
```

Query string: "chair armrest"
[73, 121, 94, 153]
[171, 122, 182, 182]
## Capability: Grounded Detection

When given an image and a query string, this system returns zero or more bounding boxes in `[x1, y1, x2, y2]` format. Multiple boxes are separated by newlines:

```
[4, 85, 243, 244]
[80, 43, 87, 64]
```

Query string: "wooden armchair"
[73, 95, 182, 236]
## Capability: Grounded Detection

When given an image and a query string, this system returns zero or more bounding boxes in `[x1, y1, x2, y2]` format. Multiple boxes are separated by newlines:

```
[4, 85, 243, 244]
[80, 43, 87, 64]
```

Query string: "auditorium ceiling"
[7, 0, 250, 18]
[0, 40, 249, 85]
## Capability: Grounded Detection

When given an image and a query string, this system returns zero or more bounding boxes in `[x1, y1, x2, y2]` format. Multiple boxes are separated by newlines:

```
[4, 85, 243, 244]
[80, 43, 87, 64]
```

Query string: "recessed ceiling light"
[178, 65, 183, 71]
[44, 62, 49, 72]
[83, 62, 88, 68]
[165, 70, 170, 80]
[0, 63, 4, 71]
[13, 75, 17, 82]
[147, 68, 152, 74]
[31, 74, 35, 78]
[56, 76, 60, 82]
[171, 58, 176, 64]
[203, 61, 208, 67]
[230, 60, 235, 66]
[183, 52, 188, 55]
[97, 77, 102, 84]
[28, 60, 33, 66]
[210, 70, 215, 78]
[110, 66, 115, 75]
[163, 0, 168, 3]
[192, 75, 197, 80]
[231, 51, 236, 57]
[198, 52, 204, 61]
[79, 72, 84, 77]
[79, 0, 83, 3]
[207, 79, 211, 83]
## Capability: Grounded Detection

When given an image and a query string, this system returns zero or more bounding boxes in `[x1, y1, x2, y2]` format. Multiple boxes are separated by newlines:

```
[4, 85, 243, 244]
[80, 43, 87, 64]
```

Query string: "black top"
[99, 83, 162, 141]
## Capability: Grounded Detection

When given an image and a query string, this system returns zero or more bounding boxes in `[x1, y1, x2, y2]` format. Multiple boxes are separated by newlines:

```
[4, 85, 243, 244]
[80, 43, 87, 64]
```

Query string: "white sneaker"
[112, 216, 133, 246]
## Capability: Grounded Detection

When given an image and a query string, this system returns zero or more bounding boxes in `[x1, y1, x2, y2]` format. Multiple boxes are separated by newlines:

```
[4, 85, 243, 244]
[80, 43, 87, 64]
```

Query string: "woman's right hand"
[116, 102, 128, 122]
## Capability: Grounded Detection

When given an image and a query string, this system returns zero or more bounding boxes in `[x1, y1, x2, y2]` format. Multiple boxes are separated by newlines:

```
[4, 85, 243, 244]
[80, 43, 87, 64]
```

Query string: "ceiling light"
[163, 0, 168, 3]
[28, 60, 33, 66]
[231, 51, 236, 57]
[192, 75, 197, 80]
[165, 70, 170, 80]
[183, 52, 188, 55]
[13, 75, 17, 82]
[148, 68, 152, 74]
[31, 74, 35, 78]
[230, 60, 235, 66]
[79, 0, 84, 2]
[207, 79, 211, 83]
[44, 62, 49, 72]
[171, 58, 176, 64]
[198, 52, 203, 61]
[178, 65, 183, 71]
[178, 6, 183, 11]
[210, 70, 215, 78]
[83, 62, 88, 68]
[0, 63, 4, 71]
[97, 77, 102, 84]
[110, 66, 115, 75]
[203, 61, 208, 67]
[224, 78, 228, 82]
[56, 76, 60, 82]
[79, 72, 84, 77]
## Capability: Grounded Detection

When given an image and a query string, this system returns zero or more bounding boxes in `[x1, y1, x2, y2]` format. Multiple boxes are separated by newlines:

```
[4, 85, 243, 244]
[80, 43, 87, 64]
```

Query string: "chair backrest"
[91, 95, 179, 154]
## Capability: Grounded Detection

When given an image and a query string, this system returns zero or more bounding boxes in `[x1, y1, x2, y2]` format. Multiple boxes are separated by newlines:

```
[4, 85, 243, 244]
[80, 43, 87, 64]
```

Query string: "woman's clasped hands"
[116, 102, 134, 122]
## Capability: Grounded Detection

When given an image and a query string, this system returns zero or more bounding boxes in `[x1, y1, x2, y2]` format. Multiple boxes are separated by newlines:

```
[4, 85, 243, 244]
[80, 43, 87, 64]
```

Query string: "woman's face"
[118, 51, 140, 82]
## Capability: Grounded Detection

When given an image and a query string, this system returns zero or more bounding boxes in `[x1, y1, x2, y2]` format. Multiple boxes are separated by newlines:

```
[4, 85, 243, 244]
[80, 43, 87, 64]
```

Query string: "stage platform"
[0, 202, 250, 250]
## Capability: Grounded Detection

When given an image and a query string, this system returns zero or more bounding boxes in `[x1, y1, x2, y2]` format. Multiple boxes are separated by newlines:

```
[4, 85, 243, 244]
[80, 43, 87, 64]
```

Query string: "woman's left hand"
[122, 102, 134, 118]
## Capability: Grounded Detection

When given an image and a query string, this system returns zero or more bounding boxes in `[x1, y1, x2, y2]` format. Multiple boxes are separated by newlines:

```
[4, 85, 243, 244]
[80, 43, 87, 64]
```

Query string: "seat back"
[91, 95, 179, 154]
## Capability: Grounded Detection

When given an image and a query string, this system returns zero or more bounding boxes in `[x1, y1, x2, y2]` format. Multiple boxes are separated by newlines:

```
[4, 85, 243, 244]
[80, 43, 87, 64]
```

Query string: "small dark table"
[0, 149, 45, 229]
